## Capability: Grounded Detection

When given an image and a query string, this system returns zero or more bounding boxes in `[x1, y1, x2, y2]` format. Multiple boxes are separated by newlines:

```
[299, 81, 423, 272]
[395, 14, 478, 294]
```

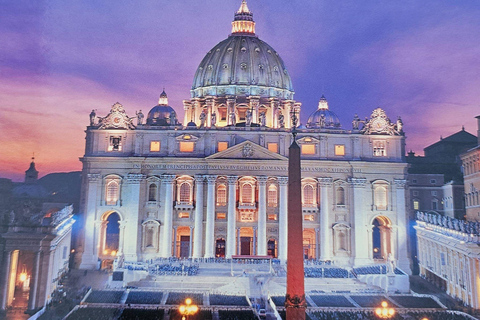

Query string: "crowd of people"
[353, 265, 403, 275]
[149, 263, 199, 276]
[304, 267, 350, 278]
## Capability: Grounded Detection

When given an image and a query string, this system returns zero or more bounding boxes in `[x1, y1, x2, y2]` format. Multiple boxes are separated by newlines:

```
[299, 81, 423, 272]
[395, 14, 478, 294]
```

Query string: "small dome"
[187, 121, 197, 128]
[146, 90, 178, 126]
[306, 96, 341, 129]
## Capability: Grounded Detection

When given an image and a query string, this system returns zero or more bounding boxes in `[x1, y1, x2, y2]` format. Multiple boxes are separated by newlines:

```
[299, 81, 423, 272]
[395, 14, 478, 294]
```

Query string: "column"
[270, 99, 279, 128]
[173, 226, 178, 257]
[394, 179, 412, 274]
[189, 226, 194, 258]
[161, 175, 176, 258]
[204, 175, 217, 258]
[315, 228, 320, 259]
[206, 97, 213, 128]
[257, 176, 268, 256]
[253, 226, 257, 255]
[349, 177, 370, 266]
[227, 96, 236, 126]
[278, 177, 288, 263]
[1, 251, 12, 310]
[123, 173, 145, 262]
[249, 96, 260, 124]
[226, 176, 238, 258]
[80, 173, 100, 269]
[236, 227, 241, 255]
[118, 221, 127, 255]
[193, 175, 205, 259]
[318, 177, 333, 260]
[183, 101, 192, 126]
[27, 251, 41, 310]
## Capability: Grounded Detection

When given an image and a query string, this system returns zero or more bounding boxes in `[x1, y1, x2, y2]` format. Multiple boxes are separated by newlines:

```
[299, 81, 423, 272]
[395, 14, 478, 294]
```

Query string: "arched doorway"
[215, 238, 226, 258]
[372, 216, 392, 261]
[239, 227, 253, 256]
[303, 229, 316, 259]
[175, 226, 191, 258]
[100, 212, 121, 269]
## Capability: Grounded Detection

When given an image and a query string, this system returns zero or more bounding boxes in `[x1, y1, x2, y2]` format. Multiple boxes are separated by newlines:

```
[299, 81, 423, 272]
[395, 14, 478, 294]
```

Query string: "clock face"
[112, 114, 123, 126]
[372, 118, 387, 132]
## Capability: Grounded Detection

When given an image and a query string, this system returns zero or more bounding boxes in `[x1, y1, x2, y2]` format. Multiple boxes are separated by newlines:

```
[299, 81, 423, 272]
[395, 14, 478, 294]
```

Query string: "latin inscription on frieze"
[133, 164, 361, 173]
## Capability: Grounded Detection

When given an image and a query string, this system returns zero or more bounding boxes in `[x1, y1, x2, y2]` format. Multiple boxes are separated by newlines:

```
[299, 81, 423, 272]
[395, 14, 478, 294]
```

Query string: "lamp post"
[179, 298, 198, 320]
[375, 301, 395, 319]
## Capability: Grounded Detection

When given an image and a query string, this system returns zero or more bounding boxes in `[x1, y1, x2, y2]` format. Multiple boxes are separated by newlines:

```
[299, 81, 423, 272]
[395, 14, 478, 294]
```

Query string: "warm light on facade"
[218, 141, 228, 152]
[179, 298, 199, 320]
[301, 144, 315, 155]
[19, 273, 27, 282]
[179, 141, 195, 152]
[150, 141, 160, 152]
[375, 301, 395, 318]
[335, 144, 345, 156]
[267, 143, 278, 153]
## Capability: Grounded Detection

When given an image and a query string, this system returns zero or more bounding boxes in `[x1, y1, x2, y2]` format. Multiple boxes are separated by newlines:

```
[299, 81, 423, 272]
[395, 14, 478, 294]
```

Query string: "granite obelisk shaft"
[285, 139, 306, 320]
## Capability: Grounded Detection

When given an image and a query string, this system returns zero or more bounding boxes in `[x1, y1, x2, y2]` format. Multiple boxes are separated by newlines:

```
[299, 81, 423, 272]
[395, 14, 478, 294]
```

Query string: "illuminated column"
[278, 177, 288, 263]
[118, 221, 127, 255]
[350, 177, 370, 266]
[80, 173, 100, 269]
[1, 251, 12, 310]
[193, 175, 205, 259]
[284, 101, 293, 129]
[123, 174, 144, 262]
[189, 226, 194, 258]
[226, 176, 238, 258]
[318, 177, 333, 260]
[183, 100, 192, 126]
[270, 99, 279, 128]
[236, 227, 241, 255]
[394, 179, 411, 274]
[204, 175, 217, 258]
[161, 175, 176, 258]
[27, 251, 41, 310]
[206, 97, 213, 128]
[227, 96, 236, 126]
[253, 226, 257, 255]
[257, 176, 268, 256]
[315, 228, 320, 259]
[249, 96, 260, 124]
[173, 226, 178, 257]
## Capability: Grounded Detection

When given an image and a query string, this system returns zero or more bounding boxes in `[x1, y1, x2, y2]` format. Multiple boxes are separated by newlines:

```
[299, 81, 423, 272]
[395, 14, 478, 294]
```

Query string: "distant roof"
[425, 129, 477, 150]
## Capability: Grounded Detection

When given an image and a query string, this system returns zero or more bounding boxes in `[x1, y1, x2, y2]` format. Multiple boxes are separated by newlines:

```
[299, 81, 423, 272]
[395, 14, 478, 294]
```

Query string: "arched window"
[106, 181, 119, 205]
[241, 183, 254, 204]
[148, 184, 157, 201]
[217, 184, 227, 206]
[179, 182, 191, 203]
[374, 183, 388, 210]
[336, 187, 345, 206]
[303, 184, 315, 205]
[268, 184, 278, 207]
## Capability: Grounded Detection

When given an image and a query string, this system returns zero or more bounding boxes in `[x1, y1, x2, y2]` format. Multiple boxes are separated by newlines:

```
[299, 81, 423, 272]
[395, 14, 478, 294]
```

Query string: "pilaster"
[318, 177, 333, 260]
[278, 177, 288, 263]
[204, 175, 217, 258]
[257, 176, 268, 256]
[226, 176, 238, 258]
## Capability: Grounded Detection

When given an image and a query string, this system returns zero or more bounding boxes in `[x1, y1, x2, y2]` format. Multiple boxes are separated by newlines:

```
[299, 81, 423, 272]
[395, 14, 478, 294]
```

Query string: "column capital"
[87, 173, 101, 182]
[253, 226, 258, 231]
[162, 174, 176, 184]
[348, 177, 367, 187]
[173, 225, 178, 230]
[189, 226, 194, 230]
[227, 175, 238, 184]
[394, 179, 407, 188]
[257, 176, 268, 185]
[317, 177, 333, 186]
[194, 174, 206, 182]
[277, 176, 288, 186]
[126, 173, 145, 184]
[206, 175, 217, 184]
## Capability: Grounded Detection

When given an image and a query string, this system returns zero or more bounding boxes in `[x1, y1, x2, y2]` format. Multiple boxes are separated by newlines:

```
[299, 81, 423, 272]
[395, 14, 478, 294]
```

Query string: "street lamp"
[179, 298, 198, 320]
[375, 301, 395, 318]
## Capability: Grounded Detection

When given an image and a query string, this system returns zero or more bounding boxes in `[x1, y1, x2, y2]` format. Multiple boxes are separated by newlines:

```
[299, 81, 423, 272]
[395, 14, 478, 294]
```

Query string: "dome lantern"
[158, 89, 168, 106]
[231, 0, 255, 35]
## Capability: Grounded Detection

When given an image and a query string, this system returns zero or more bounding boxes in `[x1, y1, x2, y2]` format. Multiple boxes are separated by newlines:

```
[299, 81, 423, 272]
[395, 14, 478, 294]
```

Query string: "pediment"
[207, 140, 287, 161]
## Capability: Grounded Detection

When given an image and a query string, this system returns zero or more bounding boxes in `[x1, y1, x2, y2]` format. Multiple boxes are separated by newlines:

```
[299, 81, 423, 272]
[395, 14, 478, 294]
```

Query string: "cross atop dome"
[232, 0, 255, 35]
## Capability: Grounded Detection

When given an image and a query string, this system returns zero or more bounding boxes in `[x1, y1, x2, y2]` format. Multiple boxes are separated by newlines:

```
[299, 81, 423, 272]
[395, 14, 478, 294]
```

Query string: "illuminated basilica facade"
[78, 1, 411, 274]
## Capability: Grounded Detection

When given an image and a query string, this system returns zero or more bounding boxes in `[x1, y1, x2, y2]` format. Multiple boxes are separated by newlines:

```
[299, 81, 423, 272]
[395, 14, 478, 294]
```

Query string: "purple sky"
[1, 0, 479, 181]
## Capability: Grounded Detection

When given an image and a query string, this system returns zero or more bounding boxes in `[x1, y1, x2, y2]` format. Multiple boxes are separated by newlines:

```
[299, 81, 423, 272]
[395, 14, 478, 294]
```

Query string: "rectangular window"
[179, 141, 195, 152]
[218, 142, 228, 152]
[178, 212, 190, 219]
[373, 140, 386, 157]
[334, 145, 345, 156]
[268, 214, 277, 221]
[301, 144, 315, 155]
[216, 212, 226, 220]
[412, 179, 417, 184]
[430, 179, 436, 184]
[432, 201, 438, 210]
[62, 246, 68, 260]
[267, 143, 278, 153]
[150, 141, 160, 152]
[304, 214, 314, 221]
[413, 200, 419, 210]
[413, 191, 419, 196]
[108, 136, 122, 152]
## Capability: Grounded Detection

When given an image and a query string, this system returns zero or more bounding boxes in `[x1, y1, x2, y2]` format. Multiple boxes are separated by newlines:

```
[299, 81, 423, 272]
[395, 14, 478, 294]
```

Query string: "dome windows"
[255, 47, 260, 53]
[240, 63, 247, 70]
[241, 47, 247, 53]
[227, 48, 233, 53]
[222, 64, 229, 69]
[208, 65, 213, 70]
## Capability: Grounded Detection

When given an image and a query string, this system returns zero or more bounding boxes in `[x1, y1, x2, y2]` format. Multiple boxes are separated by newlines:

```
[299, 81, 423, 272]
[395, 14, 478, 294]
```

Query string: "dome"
[146, 90, 178, 126]
[191, 1, 294, 100]
[306, 96, 342, 129]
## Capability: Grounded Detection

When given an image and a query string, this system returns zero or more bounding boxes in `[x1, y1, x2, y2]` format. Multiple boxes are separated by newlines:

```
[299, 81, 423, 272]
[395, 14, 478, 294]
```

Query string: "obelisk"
[285, 114, 306, 320]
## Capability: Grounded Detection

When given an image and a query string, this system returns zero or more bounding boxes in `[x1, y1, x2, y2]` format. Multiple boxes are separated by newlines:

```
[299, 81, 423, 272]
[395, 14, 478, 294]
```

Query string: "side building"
[415, 115, 480, 308]
[76, 1, 412, 274]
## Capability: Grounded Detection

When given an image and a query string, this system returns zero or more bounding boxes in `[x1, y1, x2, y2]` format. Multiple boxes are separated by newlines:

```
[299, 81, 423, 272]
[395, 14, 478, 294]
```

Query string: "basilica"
[78, 0, 411, 274]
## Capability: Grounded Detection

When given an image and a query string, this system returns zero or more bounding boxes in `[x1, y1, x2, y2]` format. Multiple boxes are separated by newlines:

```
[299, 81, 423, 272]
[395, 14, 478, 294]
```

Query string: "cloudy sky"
[1, 0, 479, 181]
